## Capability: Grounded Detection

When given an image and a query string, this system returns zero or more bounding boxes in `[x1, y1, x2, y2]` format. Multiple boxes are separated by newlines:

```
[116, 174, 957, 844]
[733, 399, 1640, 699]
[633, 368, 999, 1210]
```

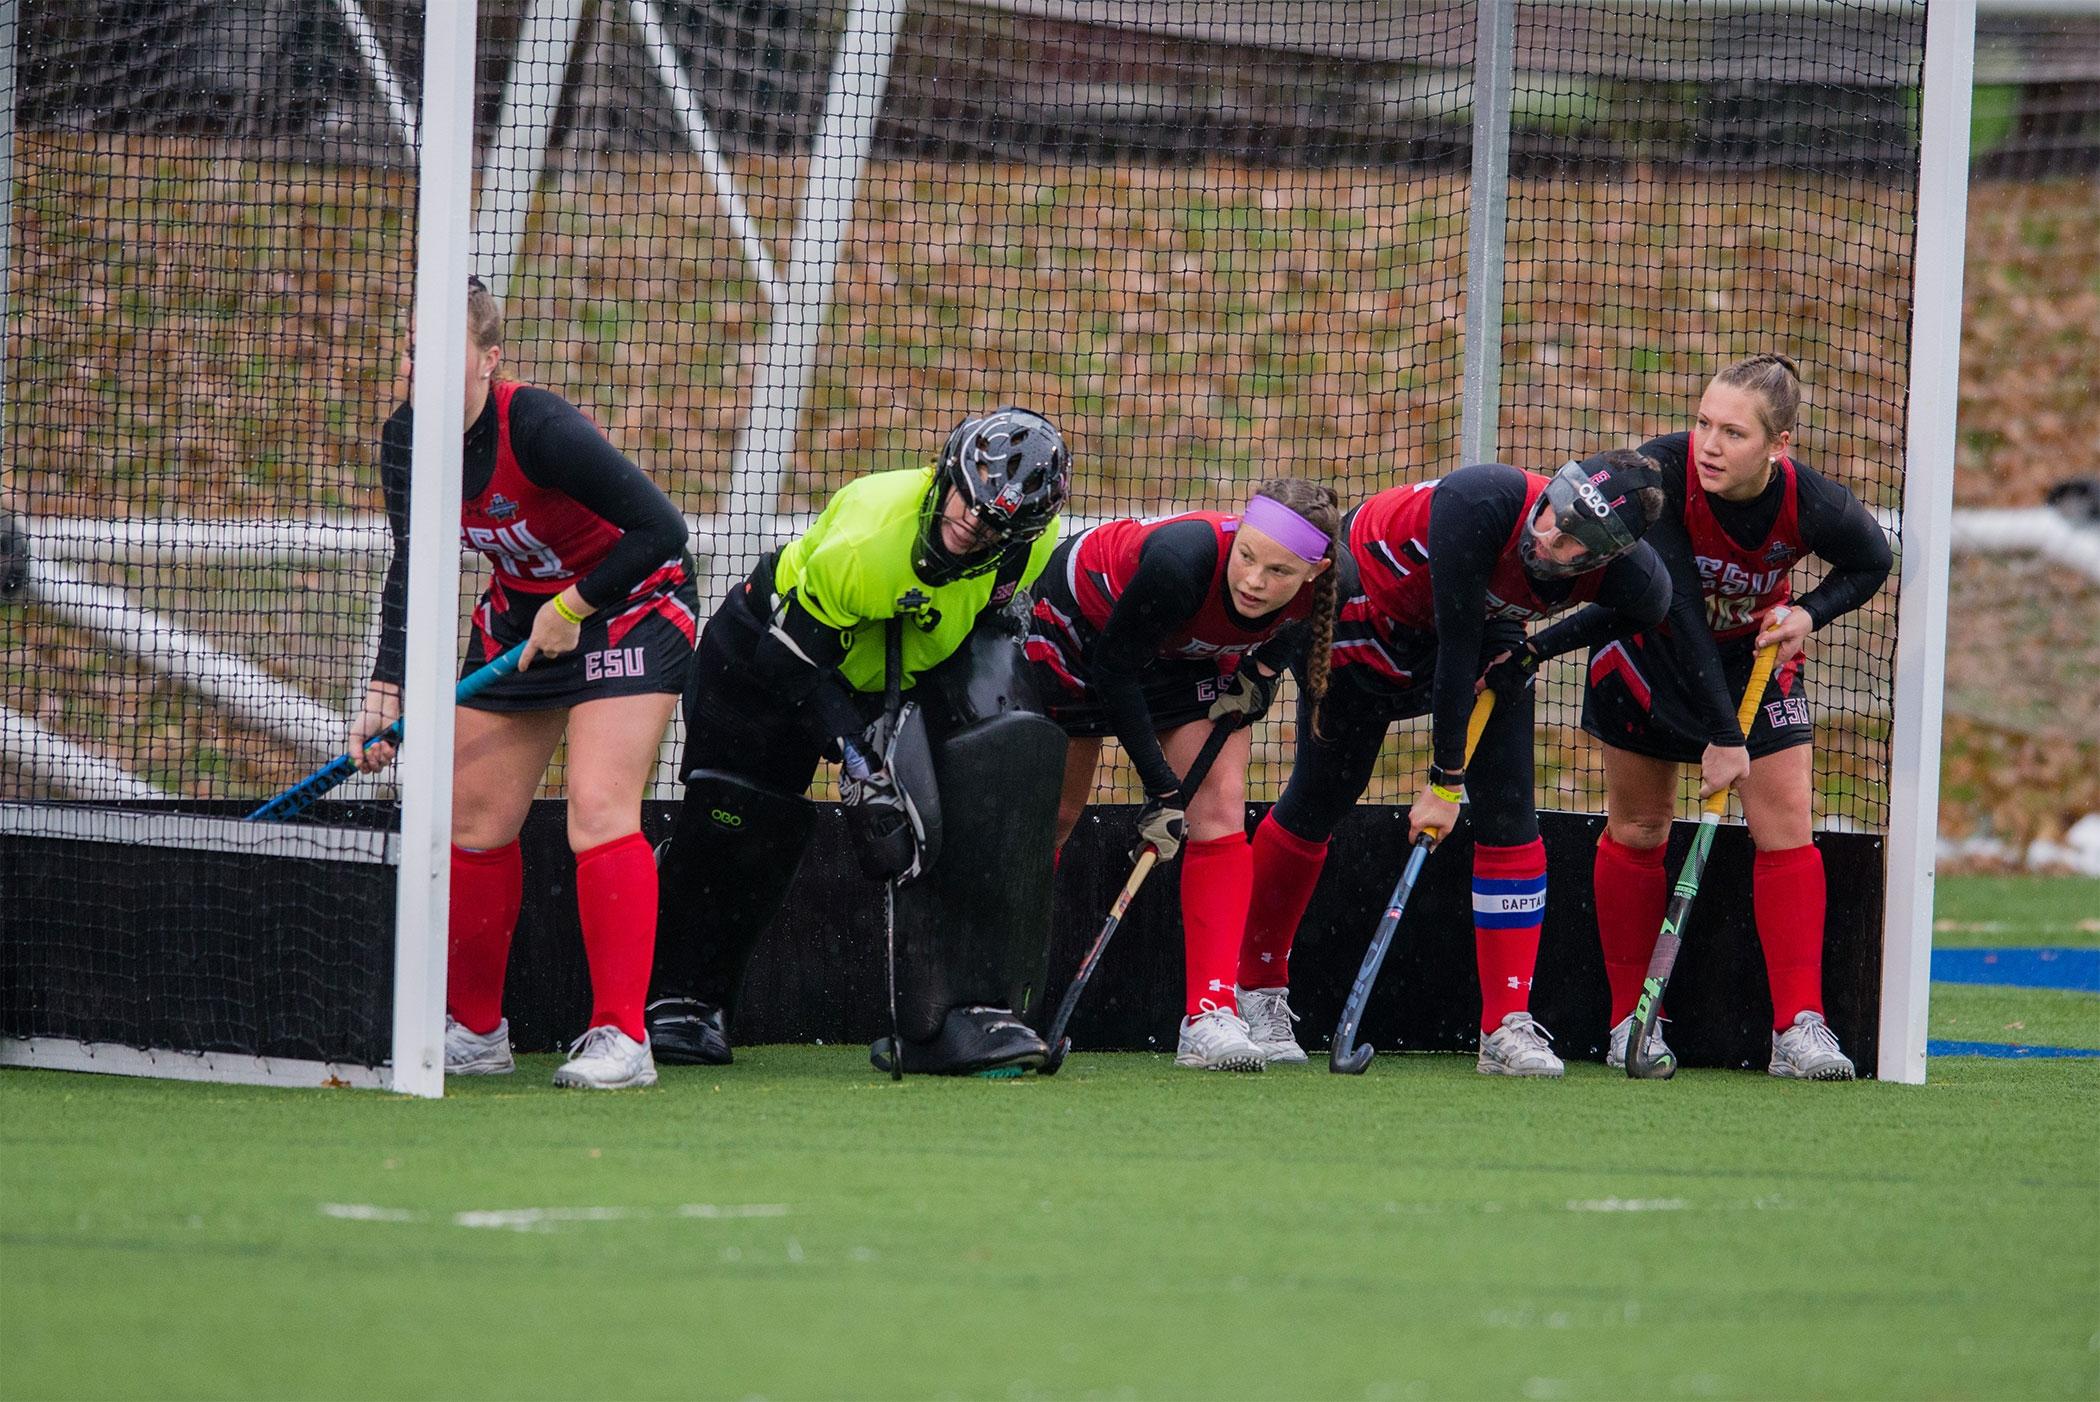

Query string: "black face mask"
[1520, 459, 1642, 581]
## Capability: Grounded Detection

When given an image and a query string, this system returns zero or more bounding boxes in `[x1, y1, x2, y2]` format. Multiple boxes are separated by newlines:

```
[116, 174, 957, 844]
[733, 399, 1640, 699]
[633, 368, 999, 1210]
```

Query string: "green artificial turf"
[1929, 984, 2100, 1050]
[1933, 875, 2100, 947]
[4, 1054, 2096, 1402]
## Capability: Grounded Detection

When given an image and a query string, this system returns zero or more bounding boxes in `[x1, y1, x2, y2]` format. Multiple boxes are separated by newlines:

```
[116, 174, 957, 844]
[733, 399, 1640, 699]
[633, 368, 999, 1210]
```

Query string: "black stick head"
[1626, 1049, 1677, 1080]
[1330, 1044, 1374, 1075]
[1038, 1038, 1071, 1077]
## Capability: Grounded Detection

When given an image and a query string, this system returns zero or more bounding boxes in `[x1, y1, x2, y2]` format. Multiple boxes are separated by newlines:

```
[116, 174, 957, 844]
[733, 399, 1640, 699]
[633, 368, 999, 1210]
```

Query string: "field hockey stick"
[880, 617, 906, 1082]
[244, 641, 529, 823]
[1626, 640, 1780, 1080]
[1329, 689, 1497, 1074]
[1037, 714, 1239, 1076]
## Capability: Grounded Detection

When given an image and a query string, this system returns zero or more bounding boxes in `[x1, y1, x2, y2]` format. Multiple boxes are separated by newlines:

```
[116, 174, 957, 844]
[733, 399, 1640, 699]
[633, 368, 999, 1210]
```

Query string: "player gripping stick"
[647, 408, 1072, 1077]
[1582, 355, 1892, 1079]
[352, 275, 699, 1090]
[1236, 454, 1673, 1076]
[1025, 481, 1340, 1070]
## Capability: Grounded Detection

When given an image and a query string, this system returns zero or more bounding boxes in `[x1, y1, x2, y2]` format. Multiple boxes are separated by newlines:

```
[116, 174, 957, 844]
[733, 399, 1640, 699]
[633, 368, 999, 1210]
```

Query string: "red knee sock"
[448, 841, 522, 1035]
[1238, 813, 1330, 990]
[1182, 833, 1253, 1016]
[576, 833, 659, 1043]
[1475, 839, 1547, 1034]
[1594, 831, 1669, 1025]
[1755, 843, 1826, 1029]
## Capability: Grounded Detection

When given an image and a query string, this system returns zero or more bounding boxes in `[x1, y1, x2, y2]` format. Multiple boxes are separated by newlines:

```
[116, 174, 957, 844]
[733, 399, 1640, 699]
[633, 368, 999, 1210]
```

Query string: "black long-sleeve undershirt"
[371, 388, 690, 686]
[1426, 464, 1670, 773]
[1630, 431, 1893, 744]
[1091, 519, 1300, 798]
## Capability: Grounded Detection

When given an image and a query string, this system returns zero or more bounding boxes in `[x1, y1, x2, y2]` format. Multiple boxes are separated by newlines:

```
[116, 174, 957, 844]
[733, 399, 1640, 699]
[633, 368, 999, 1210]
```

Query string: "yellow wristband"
[550, 593, 587, 626]
[1429, 783, 1464, 805]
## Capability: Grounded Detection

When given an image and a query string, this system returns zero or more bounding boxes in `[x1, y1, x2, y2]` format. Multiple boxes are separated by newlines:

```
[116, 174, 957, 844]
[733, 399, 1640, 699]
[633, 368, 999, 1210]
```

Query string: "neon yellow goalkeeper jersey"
[771, 467, 1060, 694]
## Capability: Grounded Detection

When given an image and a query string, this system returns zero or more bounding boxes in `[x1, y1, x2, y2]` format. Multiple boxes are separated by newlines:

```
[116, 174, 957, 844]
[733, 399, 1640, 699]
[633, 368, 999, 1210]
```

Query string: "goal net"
[1, 0, 1944, 1085]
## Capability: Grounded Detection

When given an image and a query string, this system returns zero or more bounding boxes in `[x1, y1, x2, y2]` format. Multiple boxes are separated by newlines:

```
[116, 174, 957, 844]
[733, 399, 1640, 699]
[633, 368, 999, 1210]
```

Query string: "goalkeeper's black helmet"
[915, 407, 1071, 585]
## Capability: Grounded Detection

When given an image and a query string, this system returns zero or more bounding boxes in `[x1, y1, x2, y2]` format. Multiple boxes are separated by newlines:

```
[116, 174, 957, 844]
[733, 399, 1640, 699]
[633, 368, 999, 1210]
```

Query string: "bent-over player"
[648, 408, 1072, 1076]
[1237, 454, 1672, 1076]
[1585, 354, 1891, 1079]
[354, 276, 697, 1090]
[1025, 480, 1338, 1070]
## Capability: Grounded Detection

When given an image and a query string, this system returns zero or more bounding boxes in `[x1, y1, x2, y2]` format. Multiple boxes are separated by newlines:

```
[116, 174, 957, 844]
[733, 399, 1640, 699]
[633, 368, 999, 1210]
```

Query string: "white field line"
[319, 1202, 791, 1230]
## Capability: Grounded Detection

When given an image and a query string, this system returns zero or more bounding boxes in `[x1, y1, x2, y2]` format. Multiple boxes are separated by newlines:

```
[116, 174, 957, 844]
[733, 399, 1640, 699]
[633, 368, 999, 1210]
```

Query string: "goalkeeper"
[1581, 354, 1891, 1080]
[1236, 454, 1672, 1077]
[648, 408, 1072, 1076]
[1024, 479, 1341, 1071]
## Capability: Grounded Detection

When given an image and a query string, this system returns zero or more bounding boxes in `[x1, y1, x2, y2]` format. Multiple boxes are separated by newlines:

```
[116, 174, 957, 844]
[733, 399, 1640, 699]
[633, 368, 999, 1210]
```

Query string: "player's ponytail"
[1713, 353, 1801, 442]
[466, 274, 506, 376]
[1248, 477, 1342, 740]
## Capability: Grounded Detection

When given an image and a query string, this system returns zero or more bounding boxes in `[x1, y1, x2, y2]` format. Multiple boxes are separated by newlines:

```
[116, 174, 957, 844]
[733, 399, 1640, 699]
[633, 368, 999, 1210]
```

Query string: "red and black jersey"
[1068, 511, 1313, 661]
[1349, 474, 1604, 632]
[461, 380, 628, 594]
[373, 382, 694, 686]
[1681, 430, 1805, 641]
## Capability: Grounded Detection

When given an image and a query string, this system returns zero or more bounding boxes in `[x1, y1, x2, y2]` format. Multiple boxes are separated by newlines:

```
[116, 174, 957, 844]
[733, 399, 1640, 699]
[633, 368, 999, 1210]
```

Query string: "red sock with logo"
[1475, 839, 1548, 1034]
[1181, 833, 1253, 1016]
[448, 841, 522, 1035]
[576, 832, 658, 1042]
[1594, 831, 1669, 1025]
[1755, 843, 1826, 1029]
[1238, 813, 1329, 990]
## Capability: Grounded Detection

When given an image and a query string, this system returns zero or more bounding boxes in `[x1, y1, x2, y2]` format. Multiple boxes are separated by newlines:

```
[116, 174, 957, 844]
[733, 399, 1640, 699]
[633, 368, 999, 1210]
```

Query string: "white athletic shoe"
[551, 1024, 658, 1090]
[1769, 1010, 1856, 1081]
[1236, 985, 1309, 1064]
[1477, 1012, 1565, 1078]
[1174, 1002, 1267, 1072]
[444, 1015, 515, 1076]
[1605, 1013, 1673, 1071]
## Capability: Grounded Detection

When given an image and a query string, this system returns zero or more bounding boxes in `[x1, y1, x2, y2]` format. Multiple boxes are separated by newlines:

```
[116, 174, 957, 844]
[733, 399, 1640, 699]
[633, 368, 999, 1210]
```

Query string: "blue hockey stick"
[244, 641, 529, 823]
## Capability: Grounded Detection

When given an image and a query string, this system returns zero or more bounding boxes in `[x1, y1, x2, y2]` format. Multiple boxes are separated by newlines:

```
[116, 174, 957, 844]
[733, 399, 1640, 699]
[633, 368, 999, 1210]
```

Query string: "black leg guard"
[649, 769, 815, 1063]
[890, 710, 1066, 1055]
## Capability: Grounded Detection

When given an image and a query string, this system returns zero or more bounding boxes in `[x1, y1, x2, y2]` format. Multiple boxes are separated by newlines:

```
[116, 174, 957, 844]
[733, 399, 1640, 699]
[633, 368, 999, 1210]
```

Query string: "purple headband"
[1239, 494, 1330, 564]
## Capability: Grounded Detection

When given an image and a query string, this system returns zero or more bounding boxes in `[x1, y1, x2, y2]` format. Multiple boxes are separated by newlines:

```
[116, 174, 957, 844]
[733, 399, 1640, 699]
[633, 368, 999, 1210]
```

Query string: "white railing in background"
[15, 503, 2096, 806]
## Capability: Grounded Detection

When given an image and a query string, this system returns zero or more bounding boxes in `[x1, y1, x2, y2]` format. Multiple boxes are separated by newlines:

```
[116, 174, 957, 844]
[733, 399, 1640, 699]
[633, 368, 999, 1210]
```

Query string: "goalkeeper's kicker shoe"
[1477, 1011, 1565, 1078]
[1174, 1002, 1267, 1072]
[1236, 985, 1309, 1064]
[444, 1015, 515, 1076]
[1606, 1013, 1674, 1071]
[1769, 1010, 1856, 1081]
[646, 997, 733, 1066]
[869, 1005, 1047, 1077]
[552, 1024, 658, 1090]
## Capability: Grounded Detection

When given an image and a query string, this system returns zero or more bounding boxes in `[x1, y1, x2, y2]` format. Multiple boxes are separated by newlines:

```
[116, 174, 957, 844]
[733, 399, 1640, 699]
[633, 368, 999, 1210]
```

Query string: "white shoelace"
[567, 1025, 626, 1061]
[1504, 1016, 1555, 1055]
[1190, 1002, 1253, 1046]
[1793, 1016, 1843, 1058]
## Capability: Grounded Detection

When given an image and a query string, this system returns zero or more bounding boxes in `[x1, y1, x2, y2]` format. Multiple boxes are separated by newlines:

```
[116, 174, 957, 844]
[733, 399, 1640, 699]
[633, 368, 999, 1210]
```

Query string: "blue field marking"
[1930, 947, 2100, 992]
[1927, 1040, 2100, 1059]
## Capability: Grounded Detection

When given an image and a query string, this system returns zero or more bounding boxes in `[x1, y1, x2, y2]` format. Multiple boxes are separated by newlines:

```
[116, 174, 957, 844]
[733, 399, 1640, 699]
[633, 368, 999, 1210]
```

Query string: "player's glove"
[1133, 793, 1187, 864]
[1207, 665, 1278, 730]
[839, 735, 926, 883]
[1480, 640, 1542, 700]
[841, 762, 919, 883]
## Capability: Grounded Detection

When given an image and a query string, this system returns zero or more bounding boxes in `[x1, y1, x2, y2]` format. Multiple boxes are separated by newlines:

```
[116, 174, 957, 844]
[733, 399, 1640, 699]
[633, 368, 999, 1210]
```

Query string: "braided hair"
[1248, 477, 1342, 738]
[1712, 353, 1802, 441]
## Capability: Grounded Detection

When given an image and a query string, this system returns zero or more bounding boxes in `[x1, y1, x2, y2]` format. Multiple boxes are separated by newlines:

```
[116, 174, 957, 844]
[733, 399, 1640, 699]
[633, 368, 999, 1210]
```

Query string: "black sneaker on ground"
[645, 997, 733, 1066]
[869, 1005, 1048, 1077]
